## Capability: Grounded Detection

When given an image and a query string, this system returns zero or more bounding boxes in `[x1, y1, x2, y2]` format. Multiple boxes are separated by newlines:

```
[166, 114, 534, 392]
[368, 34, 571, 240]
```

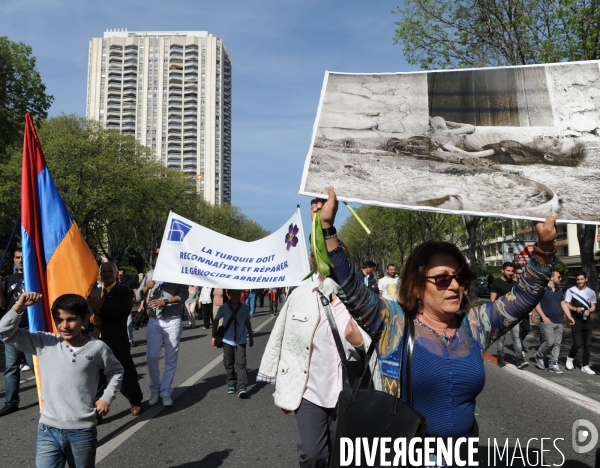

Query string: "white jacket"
[257, 281, 381, 411]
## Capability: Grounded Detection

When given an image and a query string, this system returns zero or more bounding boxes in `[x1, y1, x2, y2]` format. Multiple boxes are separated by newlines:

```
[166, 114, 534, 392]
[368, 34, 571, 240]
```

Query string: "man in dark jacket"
[355, 261, 379, 294]
[88, 262, 144, 416]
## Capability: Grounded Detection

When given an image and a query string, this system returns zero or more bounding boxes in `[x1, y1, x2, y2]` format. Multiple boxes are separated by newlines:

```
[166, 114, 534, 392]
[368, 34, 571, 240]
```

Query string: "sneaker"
[535, 355, 545, 370]
[227, 386, 236, 394]
[148, 392, 160, 406]
[581, 366, 596, 375]
[20, 364, 31, 372]
[497, 357, 506, 368]
[566, 357, 574, 370]
[162, 396, 173, 406]
[548, 364, 563, 374]
[517, 359, 529, 369]
[0, 405, 18, 417]
[238, 388, 248, 399]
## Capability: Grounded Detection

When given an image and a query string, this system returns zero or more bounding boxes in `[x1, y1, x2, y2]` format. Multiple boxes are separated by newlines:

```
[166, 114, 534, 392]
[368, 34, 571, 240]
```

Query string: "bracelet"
[163, 299, 168, 306]
[533, 242, 557, 257]
[322, 225, 337, 239]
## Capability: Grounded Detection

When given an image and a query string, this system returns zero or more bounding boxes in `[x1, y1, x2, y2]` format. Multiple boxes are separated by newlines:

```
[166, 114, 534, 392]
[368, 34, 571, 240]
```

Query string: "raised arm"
[311, 187, 397, 340]
[468, 216, 557, 350]
[0, 292, 53, 355]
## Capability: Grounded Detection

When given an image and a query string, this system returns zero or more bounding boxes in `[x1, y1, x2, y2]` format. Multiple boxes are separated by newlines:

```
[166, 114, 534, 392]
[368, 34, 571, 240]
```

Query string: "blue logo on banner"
[167, 219, 192, 242]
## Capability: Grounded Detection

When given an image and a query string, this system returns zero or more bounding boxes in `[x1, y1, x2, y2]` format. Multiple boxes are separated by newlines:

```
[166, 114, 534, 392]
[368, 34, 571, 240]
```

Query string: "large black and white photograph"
[300, 61, 600, 224]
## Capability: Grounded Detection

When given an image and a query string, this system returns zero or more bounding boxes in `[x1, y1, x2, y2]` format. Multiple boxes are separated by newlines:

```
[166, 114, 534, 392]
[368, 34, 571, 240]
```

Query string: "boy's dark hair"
[502, 262, 514, 269]
[363, 261, 376, 269]
[576, 271, 588, 279]
[51, 294, 89, 320]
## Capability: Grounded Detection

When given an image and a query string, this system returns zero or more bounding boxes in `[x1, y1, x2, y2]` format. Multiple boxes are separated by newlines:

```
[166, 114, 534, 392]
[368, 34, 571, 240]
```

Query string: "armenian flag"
[21, 112, 98, 336]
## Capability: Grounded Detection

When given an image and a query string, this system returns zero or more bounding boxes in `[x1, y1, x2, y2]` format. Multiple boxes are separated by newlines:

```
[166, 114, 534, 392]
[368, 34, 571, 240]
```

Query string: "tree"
[0, 115, 269, 274]
[393, 0, 600, 70]
[393, 0, 600, 291]
[0, 37, 53, 157]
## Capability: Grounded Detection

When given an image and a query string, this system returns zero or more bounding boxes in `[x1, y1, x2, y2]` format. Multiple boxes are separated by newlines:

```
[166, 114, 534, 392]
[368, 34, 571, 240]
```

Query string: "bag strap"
[386, 314, 414, 426]
[223, 304, 239, 331]
[318, 292, 352, 387]
[348, 341, 376, 401]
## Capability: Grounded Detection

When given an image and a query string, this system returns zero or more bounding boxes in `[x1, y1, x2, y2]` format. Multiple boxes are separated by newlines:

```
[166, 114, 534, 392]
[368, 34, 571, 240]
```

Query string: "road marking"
[96, 314, 276, 465]
[484, 352, 600, 416]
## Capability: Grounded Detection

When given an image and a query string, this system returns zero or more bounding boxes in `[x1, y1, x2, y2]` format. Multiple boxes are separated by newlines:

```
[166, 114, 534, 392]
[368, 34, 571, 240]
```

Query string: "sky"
[0, 0, 416, 235]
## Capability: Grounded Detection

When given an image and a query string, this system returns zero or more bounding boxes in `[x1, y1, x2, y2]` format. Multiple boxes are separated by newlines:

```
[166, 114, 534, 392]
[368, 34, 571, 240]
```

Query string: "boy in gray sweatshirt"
[0, 292, 123, 468]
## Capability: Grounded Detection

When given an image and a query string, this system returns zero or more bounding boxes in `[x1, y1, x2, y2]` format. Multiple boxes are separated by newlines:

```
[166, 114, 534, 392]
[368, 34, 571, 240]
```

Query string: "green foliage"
[339, 206, 465, 276]
[0, 37, 53, 156]
[310, 211, 335, 278]
[0, 115, 268, 274]
[393, 0, 600, 70]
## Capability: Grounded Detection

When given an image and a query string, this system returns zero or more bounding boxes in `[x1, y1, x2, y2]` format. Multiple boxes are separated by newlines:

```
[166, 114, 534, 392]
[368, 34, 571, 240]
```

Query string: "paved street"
[1, 304, 600, 467]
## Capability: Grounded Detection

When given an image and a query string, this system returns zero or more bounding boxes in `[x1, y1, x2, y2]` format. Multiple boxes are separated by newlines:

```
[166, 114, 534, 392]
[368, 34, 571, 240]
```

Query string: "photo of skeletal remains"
[299, 62, 600, 224]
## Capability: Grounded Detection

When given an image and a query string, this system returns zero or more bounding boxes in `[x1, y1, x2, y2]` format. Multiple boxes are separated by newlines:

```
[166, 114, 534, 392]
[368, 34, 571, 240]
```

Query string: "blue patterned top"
[328, 244, 552, 437]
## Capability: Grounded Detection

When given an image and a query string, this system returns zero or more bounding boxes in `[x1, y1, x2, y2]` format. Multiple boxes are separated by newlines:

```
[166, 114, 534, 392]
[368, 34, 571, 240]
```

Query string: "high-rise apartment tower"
[86, 29, 231, 205]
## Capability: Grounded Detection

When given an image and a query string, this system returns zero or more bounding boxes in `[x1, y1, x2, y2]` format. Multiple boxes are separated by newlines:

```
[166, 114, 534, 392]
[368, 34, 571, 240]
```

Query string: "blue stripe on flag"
[21, 228, 46, 332]
[37, 167, 73, 265]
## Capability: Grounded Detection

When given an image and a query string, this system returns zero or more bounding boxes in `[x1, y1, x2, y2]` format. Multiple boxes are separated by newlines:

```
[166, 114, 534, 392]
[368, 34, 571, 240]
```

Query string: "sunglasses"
[426, 273, 466, 288]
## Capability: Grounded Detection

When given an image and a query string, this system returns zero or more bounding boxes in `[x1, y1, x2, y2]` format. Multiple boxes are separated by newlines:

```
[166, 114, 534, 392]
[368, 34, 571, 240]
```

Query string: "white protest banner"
[152, 208, 311, 289]
[300, 62, 600, 225]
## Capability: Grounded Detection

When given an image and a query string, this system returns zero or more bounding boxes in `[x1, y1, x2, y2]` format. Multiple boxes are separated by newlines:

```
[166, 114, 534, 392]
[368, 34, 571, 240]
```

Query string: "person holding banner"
[137, 250, 189, 407]
[310, 187, 557, 455]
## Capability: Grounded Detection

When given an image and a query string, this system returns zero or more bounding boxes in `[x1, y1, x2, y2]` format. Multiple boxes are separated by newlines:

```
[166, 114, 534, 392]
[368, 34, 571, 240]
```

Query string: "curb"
[484, 352, 600, 416]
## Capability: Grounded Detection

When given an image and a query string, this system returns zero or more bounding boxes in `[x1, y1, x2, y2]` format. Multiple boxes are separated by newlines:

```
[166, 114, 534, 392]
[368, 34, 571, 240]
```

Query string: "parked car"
[477, 277, 490, 297]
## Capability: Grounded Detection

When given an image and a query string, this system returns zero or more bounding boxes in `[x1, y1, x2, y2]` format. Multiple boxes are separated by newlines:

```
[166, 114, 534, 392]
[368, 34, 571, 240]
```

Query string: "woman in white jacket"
[258, 278, 380, 468]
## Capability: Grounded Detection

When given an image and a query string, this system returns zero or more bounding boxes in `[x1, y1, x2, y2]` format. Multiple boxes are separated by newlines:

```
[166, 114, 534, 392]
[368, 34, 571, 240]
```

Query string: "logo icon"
[572, 419, 598, 453]
[167, 218, 193, 242]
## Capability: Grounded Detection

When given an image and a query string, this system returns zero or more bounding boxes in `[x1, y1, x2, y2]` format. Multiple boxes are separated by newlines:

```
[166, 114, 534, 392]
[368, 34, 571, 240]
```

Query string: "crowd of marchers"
[0, 190, 598, 468]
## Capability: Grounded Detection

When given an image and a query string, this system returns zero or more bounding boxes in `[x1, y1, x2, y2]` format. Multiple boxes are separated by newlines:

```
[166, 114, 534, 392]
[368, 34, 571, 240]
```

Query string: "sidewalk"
[491, 321, 600, 404]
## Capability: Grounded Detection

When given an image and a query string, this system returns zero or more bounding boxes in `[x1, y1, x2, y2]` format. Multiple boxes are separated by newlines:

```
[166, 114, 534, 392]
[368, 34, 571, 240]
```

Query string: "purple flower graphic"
[285, 224, 299, 251]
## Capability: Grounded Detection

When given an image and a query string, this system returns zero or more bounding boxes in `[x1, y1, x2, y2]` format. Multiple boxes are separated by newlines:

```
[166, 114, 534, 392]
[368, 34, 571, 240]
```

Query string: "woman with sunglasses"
[311, 187, 557, 453]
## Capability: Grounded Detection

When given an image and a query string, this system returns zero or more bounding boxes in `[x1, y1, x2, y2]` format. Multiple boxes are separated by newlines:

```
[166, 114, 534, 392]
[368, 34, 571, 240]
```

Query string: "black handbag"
[330, 315, 428, 468]
[318, 292, 372, 390]
[214, 304, 238, 349]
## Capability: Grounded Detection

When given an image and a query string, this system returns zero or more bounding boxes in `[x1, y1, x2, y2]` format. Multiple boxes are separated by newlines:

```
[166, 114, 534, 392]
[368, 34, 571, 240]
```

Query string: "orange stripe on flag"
[46, 221, 98, 332]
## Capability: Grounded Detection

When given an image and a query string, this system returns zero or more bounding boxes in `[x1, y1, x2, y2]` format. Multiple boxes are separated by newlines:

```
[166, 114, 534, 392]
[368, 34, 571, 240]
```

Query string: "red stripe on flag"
[22, 113, 52, 332]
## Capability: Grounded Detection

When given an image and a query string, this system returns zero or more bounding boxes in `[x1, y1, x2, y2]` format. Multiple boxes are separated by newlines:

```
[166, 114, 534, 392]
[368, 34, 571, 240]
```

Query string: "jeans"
[222, 343, 247, 388]
[568, 320, 593, 366]
[4, 343, 34, 407]
[496, 324, 523, 359]
[36, 423, 97, 468]
[146, 317, 182, 397]
[537, 322, 564, 365]
[246, 293, 256, 318]
[127, 313, 134, 343]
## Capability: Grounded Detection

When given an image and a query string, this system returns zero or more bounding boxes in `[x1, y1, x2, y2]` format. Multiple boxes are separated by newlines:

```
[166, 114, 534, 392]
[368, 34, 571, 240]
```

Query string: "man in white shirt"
[378, 264, 399, 302]
[563, 272, 597, 374]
